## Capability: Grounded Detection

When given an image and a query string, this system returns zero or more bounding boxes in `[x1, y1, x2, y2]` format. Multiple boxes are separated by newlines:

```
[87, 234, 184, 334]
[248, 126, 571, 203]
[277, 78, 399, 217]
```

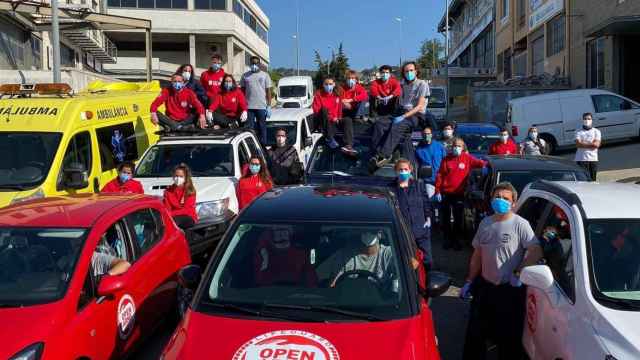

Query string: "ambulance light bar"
[0, 83, 72, 96]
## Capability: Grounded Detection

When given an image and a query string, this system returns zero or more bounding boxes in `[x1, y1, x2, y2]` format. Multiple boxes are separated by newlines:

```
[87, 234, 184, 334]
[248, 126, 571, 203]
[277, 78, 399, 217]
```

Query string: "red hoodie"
[489, 139, 518, 155]
[435, 152, 486, 195]
[200, 68, 226, 99]
[163, 185, 198, 223]
[253, 233, 318, 287]
[150, 87, 205, 121]
[101, 177, 144, 194]
[341, 83, 368, 103]
[236, 165, 273, 210]
[209, 88, 248, 118]
[369, 77, 402, 98]
[312, 90, 342, 122]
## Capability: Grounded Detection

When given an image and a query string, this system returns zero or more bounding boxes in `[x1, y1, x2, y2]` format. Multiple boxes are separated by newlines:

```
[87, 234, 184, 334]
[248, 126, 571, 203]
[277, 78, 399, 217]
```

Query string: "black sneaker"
[368, 156, 380, 174]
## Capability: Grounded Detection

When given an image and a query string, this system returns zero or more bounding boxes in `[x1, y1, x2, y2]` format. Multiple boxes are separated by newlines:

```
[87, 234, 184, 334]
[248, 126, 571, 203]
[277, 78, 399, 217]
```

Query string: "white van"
[507, 89, 640, 153]
[276, 76, 314, 108]
[427, 85, 447, 122]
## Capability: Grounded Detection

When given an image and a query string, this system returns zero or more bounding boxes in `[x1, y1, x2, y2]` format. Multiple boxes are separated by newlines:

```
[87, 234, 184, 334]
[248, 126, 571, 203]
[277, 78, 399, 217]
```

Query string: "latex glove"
[198, 114, 207, 129]
[150, 112, 159, 125]
[205, 110, 213, 122]
[481, 166, 489, 177]
[433, 193, 443, 203]
[240, 111, 248, 123]
[460, 281, 473, 299]
[266, 106, 272, 118]
[510, 273, 523, 287]
[423, 217, 431, 228]
[392, 115, 405, 124]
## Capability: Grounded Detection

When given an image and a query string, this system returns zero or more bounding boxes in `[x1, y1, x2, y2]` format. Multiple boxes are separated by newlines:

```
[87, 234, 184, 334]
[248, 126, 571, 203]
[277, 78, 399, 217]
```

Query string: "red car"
[0, 194, 191, 360]
[163, 185, 450, 360]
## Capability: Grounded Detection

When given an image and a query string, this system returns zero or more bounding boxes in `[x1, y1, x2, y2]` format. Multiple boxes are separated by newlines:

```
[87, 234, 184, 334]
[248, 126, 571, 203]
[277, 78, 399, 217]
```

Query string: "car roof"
[456, 122, 502, 134]
[0, 194, 152, 228]
[277, 76, 312, 85]
[488, 155, 586, 172]
[268, 108, 313, 121]
[508, 88, 616, 105]
[156, 128, 254, 144]
[240, 185, 396, 223]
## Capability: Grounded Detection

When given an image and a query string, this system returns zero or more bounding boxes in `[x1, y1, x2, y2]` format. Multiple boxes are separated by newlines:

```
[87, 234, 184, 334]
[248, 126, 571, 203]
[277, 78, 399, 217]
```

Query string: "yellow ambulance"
[0, 81, 162, 207]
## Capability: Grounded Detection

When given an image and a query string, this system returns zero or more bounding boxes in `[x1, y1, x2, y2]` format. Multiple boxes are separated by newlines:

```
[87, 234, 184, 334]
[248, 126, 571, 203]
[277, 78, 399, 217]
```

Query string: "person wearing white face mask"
[176, 63, 207, 107]
[575, 112, 601, 181]
[267, 128, 303, 185]
[163, 163, 198, 229]
[488, 128, 518, 155]
[241, 56, 272, 144]
[369, 65, 401, 116]
[341, 70, 369, 121]
[519, 126, 547, 155]
[440, 122, 456, 152]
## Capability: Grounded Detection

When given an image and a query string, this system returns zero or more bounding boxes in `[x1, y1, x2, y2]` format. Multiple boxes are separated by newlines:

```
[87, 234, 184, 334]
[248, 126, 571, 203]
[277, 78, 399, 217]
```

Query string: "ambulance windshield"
[0, 132, 62, 190]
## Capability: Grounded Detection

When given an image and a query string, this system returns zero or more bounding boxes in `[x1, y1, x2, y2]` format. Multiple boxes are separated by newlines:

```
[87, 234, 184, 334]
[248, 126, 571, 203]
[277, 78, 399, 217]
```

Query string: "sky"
[256, 0, 445, 71]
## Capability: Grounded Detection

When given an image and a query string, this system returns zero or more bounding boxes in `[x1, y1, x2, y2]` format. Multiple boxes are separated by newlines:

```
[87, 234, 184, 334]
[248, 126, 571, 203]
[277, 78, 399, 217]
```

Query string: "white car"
[266, 108, 321, 167]
[134, 129, 267, 256]
[507, 89, 640, 153]
[516, 180, 640, 360]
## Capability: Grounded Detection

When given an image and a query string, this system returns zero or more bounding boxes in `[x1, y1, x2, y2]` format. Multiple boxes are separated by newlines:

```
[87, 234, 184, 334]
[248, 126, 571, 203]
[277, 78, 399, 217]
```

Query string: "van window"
[0, 132, 62, 190]
[592, 95, 637, 113]
[96, 123, 138, 171]
[59, 132, 92, 187]
[279, 85, 306, 98]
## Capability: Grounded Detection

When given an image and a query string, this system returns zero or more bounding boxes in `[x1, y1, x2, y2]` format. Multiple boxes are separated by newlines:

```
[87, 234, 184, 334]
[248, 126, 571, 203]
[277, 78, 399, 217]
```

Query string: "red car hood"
[0, 301, 65, 358]
[164, 311, 435, 360]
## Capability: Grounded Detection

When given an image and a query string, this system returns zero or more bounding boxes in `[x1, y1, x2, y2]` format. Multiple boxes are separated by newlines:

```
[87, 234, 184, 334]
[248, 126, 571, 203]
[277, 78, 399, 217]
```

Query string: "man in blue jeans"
[241, 56, 272, 144]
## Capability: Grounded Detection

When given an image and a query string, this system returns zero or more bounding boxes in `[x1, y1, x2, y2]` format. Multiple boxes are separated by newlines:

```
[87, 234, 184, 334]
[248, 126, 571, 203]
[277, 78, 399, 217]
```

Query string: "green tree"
[417, 38, 444, 74]
[312, 43, 351, 87]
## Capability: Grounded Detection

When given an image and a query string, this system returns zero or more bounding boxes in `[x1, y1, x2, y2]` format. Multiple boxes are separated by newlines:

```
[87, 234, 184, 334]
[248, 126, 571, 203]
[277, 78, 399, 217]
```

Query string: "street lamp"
[292, 35, 299, 75]
[394, 17, 403, 67]
[295, 0, 300, 76]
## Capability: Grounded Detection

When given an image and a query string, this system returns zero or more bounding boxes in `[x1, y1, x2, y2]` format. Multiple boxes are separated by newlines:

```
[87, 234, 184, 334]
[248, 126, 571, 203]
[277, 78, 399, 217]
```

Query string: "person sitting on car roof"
[312, 76, 357, 157]
[207, 74, 248, 129]
[267, 128, 303, 186]
[200, 53, 226, 103]
[150, 73, 206, 131]
[237, 156, 273, 210]
[488, 128, 518, 155]
[341, 70, 369, 121]
[163, 163, 198, 229]
[177, 63, 208, 108]
[101, 162, 143, 194]
[253, 226, 318, 287]
[520, 126, 547, 156]
[369, 65, 402, 116]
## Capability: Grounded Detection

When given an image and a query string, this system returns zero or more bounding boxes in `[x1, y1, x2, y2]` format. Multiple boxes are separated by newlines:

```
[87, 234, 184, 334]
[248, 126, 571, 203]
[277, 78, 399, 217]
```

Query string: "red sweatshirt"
[237, 173, 272, 210]
[101, 177, 144, 194]
[312, 90, 342, 122]
[150, 87, 205, 121]
[253, 235, 318, 287]
[163, 185, 198, 223]
[341, 83, 368, 103]
[435, 153, 486, 195]
[200, 68, 226, 99]
[369, 77, 402, 98]
[489, 139, 518, 155]
[208, 88, 248, 118]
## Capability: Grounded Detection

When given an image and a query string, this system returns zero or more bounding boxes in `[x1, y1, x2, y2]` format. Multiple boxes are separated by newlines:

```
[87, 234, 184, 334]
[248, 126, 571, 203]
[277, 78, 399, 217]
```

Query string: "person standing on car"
[200, 54, 225, 104]
[150, 73, 206, 130]
[415, 126, 446, 189]
[575, 112, 601, 181]
[519, 126, 547, 155]
[267, 128, 303, 185]
[241, 56, 272, 144]
[434, 137, 487, 250]
[163, 163, 198, 229]
[101, 162, 143, 194]
[341, 70, 369, 121]
[207, 74, 248, 129]
[369, 65, 402, 116]
[392, 158, 433, 269]
[177, 64, 207, 107]
[489, 128, 518, 155]
[237, 156, 273, 210]
[461, 182, 543, 360]
[312, 76, 357, 156]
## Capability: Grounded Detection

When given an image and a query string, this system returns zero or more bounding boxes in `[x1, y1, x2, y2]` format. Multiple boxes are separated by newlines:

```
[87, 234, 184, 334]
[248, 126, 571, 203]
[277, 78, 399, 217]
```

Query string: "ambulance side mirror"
[97, 275, 125, 298]
[178, 264, 202, 290]
[62, 162, 89, 190]
[521, 265, 554, 290]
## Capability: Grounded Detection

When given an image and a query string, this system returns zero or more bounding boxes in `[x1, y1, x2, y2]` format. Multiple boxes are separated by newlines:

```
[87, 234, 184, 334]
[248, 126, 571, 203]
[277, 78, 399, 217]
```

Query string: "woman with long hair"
[236, 156, 273, 210]
[176, 63, 207, 107]
[207, 73, 248, 129]
[311, 76, 356, 156]
[163, 163, 198, 229]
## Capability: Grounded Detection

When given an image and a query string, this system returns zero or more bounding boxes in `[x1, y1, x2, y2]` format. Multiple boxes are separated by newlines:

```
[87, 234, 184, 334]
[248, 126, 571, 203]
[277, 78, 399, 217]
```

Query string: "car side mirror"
[418, 166, 432, 179]
[521, 265, 554, 290]
[178, 264, 202, 290]
[304, 137, 313, 148]
[62, 162, 89, 189]
[426, 271, 451, 298]
[97, 274, 126, 298]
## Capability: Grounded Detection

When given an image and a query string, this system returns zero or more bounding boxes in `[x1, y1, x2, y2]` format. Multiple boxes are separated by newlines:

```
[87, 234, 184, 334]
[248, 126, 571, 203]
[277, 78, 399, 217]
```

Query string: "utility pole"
[444, 0, 450, 122]
[395, 17, 403, 67]
[295, 0, 300, 75]
[327, 45, 332, 75]
[432, 40, 436, 69]
[51, 0, 61, 82]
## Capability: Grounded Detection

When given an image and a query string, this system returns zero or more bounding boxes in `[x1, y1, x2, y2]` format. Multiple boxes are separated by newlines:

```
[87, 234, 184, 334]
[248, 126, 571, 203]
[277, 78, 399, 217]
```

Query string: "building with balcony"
[104, 0, 269, 81]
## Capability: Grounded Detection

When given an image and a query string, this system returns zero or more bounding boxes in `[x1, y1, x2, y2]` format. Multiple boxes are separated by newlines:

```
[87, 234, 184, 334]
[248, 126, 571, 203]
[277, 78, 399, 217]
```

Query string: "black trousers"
[577, 161, 598, 181]
[315, 108, 354, 147]
[369, 95, 397, 116]
[173, 215, 195, 230]
[373, 113, 425, 158]
[463, 277, 527, 360]
[441, 194, 465, 247]
[211, 111, 239, 129]
[158, 113, 198, 130]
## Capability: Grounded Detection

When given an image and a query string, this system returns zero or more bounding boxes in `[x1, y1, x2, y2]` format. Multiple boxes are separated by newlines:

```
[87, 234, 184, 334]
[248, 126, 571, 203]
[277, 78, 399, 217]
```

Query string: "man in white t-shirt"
[574, 112, 601, 181]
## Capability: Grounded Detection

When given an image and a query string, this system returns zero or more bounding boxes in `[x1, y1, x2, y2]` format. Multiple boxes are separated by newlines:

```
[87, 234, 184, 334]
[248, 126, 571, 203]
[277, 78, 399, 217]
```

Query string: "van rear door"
[559, 95, 592, 144]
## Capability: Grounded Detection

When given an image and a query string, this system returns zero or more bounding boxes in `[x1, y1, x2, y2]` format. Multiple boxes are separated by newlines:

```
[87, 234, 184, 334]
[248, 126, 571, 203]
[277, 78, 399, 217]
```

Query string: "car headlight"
[10, 188, 45, 205]
[10, 342, 44, 360]
[196, 198, 229, 220]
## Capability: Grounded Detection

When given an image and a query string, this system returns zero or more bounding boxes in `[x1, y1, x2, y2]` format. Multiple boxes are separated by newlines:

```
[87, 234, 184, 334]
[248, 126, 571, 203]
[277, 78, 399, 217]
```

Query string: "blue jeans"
[246, 109, 267, 144]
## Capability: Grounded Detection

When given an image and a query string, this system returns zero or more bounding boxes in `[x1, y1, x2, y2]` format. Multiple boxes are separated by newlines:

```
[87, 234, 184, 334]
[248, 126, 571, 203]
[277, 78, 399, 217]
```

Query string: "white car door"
[301, 115, 318, 166]
[591, 94, 639, 139]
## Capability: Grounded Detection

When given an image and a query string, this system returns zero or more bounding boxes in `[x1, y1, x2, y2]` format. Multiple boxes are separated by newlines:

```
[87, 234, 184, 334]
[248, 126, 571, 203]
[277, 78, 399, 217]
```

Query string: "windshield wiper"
[595, 294, 640, 310]
[206, 301, 316, 322]
[263, 303, 384, 322]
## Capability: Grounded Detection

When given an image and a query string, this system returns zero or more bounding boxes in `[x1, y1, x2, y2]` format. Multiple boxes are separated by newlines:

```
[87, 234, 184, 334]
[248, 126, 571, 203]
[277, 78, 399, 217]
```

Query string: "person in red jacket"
[312, 76, 356, 156]
[369, 64, 402, 116]
[101, 162, 144, 194]
[163, 163, 198, 229]
[150, 73, 206, 130]
[200, 54, 225, 104]
[237, 156, 273, 210]
[489, 128, 518, 155]
[434, 137, 487, 250]
[341, 70, 369, 121]
[207, 74, 248, 129]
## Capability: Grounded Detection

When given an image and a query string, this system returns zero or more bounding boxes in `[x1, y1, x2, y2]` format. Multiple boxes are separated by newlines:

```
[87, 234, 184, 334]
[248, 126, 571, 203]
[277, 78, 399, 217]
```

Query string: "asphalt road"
[558, 139, 640, 181]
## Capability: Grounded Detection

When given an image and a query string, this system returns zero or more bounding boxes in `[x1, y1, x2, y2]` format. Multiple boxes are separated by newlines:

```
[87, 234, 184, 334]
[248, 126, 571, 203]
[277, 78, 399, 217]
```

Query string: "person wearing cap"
[200, 54, 226, 103]
[488, 128, 518, 155]
[369, 64, 402, 116]
[101, 162, 143, 194]
[241, 56, 272, 144]
[150, 73, 206, 130]
[461, 182, 543, 360]
[341, 70, 369, 121]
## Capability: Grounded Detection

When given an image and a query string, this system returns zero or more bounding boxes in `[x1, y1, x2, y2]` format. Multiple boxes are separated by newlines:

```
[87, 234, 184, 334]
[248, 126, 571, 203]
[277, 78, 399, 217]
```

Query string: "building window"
[60, 43, 75, 67]
[31, 35, 42, 69]
[504, 48, 512, 79]
[500, 0, 509, 22]
[531, 35, 545, 75]
[547, 14, 565, 56]
[517, 0, 526, 29]
[513, 51, 526, 77]
[233, 0, 268, 44]
[195, 0, 225, 10]
[109, 0, 188, 8]
[233, 0, 242, 16]
[587, 37, 605, 88]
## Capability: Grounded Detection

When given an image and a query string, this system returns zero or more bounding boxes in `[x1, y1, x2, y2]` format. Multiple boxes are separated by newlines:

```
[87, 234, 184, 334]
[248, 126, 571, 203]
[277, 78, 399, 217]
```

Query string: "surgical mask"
[404, 70, 416, 81]
[182, 71, 191, 81]
[361, 233, 379, 247]
[172, 82, 184, 91]
[529, 131, 538, 140]
[347, 79, 356, 88]
[223, 82, 233, 91]
[397, 170, 411, 182]
[381, 73, 390, 81]
[251, 64, 260, 72]
[443, 129, 453, 138]
[324, 84, 334, 93]
[583, 119, 593, 130]
[452, 146, 463, 156]
[276, 135, 286, 147]
[119, 172, 131, 183]
[249, 164, 261, 174]
[491, 198, 511, 215]
[501, 134, 509, 143]
[543, 230, 557, 241]
[173, 176, 185, 186]
[423, 133, 433, 143]
[210, 63, 221, 71]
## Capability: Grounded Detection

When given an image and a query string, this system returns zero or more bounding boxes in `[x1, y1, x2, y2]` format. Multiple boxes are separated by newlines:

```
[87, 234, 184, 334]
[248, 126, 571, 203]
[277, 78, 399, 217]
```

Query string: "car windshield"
[201, 221, 412, 321]
[460, 134, 500, 154]
[135, 144, 234, 178]
[588, 220, 640, 307]
[0, 228, 86, 306]
[265, 121, 297, 147]
[497, 170, 587, 194]
[279, 85, 307, 98]
[308, 138, 396, 178]
[428, 88, 446, 108]
[0, 132, 62, 190]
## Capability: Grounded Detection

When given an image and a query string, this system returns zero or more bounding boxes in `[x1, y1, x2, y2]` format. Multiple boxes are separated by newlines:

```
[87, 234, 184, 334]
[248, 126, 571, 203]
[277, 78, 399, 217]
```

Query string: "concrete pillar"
[226, 36, 234, 75]
[189, 34, 196, 66]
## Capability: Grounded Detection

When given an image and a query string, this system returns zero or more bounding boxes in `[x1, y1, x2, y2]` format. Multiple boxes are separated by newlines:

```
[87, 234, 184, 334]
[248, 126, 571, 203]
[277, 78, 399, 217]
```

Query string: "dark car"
[412, 122, 502, 158]
[461, 155, 591, 241]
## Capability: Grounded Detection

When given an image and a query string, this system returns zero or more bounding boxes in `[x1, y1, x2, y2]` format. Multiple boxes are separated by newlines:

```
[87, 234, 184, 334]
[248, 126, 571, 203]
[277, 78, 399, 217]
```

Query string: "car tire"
[539, 134, 556, 154]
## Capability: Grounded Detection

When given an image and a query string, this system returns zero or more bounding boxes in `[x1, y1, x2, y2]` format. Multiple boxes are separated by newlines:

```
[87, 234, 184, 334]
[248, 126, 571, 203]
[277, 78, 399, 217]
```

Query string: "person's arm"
[200, 72, 208, 88]
[403, 96, 426, 118]
[163, 189, 180, 210]
[265, 75, 272, 106]
[150, 89, 168, 114]
[355, 85, 368, 102]
[591, 130, 602, 149]
[465, 247, 482, 282]
[434, 163, 446, 194]
[370, 81, 380, 97]
[392, 79, 402, 97]
[208, 93, 220, 112]
[191, 91, 205, 115]
[238, 91, 248, 112]
[183, 193, 196, 209]
[311, 92, 322, 114]
[509, 140, 518, 154]
[132, 180, 144, 194]
[469, 154, 487, 169]
[421, 181, 432, 220]
[108, 258, 131, 276]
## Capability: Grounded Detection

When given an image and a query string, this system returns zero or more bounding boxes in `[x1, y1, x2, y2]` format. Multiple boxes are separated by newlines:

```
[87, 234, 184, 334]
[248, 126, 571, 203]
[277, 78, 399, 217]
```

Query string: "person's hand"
[392, 115, 405, 124]
[205, 110, 213, 123]
[433, 193, 443, 203]
[510, 273, 523, 287]
[198, 114, 207, 129]
[150, 112, 159, 125]
[460, 281, 473, 299]
[266, 106, 272, 118]
[240, 111, 248, 123]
